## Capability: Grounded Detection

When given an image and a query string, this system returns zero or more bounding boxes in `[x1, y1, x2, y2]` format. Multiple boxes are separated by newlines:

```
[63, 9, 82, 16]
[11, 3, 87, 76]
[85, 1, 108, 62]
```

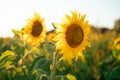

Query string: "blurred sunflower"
[114, 37, 120, 50]
[22, 13, 46, 47]
[67, 74, 76, 80]
[47, 30, 56, 43]
[53, 11, 91, 61]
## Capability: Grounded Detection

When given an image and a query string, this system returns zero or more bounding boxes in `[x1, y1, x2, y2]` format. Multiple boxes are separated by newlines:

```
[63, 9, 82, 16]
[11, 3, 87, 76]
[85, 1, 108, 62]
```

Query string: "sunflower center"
[31, 21, 42, 37]
[66, 24, 84, 48]
[116, 41, 120, 46]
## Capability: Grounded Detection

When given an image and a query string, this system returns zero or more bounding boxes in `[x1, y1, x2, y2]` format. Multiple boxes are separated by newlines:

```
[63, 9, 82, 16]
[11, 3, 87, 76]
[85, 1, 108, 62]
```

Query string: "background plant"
[0, 17, 120, 80]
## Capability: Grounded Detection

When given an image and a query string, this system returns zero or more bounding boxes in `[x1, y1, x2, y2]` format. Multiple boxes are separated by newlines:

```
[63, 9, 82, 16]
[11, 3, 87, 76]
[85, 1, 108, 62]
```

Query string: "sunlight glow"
[0, 0, 120, 37]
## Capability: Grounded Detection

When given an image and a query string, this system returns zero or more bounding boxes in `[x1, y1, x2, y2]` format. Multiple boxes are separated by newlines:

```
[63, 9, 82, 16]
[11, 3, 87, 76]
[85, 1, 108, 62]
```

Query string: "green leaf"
[112, 49, 120, 60]
[52, 23, 57, 29]
[3, 61, 12, 68]
[0, 50, 15, 68]
[0, 50, 15, 60]
[103, 55, 113, 63]
[43, 42, 55, 55]
[11, 29, 22, 36]
[106, 67, 120, 80]
[66, 74, 76, 80]
[29, 56, 52, 77]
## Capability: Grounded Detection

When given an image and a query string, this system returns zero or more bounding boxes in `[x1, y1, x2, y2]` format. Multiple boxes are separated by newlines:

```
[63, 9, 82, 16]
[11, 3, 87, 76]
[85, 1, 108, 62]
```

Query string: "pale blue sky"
[0, 0, 120, 37]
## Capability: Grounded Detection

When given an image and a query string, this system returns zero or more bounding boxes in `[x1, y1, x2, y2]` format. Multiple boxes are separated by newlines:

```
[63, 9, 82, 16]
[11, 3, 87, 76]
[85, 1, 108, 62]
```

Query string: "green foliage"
[0, 29, 120, 80]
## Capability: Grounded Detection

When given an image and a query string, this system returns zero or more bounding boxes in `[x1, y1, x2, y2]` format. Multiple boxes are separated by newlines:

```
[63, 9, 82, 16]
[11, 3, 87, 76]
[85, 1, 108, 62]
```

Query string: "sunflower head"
[53, 11, 91, 61]
[22, 13, 46, 47]
[114, 37, 120, 50]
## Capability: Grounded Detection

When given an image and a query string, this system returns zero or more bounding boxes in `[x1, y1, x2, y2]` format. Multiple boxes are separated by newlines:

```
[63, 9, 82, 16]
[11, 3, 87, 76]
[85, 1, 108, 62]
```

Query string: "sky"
[0, 0, 120, 37]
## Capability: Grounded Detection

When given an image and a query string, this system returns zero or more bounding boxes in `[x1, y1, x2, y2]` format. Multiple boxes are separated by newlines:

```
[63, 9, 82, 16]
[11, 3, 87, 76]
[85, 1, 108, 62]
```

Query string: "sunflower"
[47, 30, 56, 43]
[22, 13, 46, 47]
[53, 11, 91, 61]
[114, 37, 120, 50]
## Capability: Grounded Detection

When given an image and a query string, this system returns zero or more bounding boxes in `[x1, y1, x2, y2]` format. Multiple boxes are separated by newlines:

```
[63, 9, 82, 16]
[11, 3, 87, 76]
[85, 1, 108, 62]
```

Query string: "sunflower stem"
[50, 51, 59, 80]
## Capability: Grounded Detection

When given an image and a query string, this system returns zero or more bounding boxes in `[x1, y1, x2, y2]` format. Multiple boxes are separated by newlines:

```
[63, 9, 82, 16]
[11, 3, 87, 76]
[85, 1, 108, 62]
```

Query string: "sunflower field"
[0, 11, 120, 80]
